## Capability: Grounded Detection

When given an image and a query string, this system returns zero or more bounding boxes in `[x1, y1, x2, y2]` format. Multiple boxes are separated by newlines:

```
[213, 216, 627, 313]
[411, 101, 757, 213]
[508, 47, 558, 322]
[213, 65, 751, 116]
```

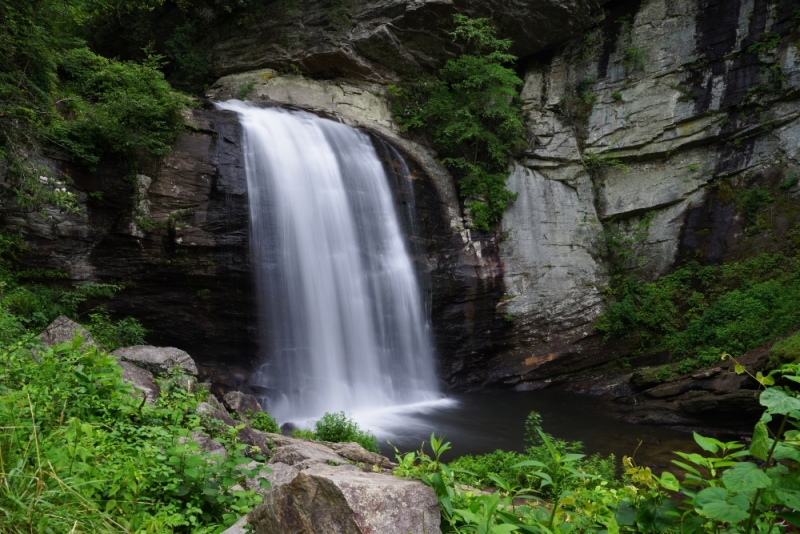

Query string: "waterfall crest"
[216, 101, 440, 422]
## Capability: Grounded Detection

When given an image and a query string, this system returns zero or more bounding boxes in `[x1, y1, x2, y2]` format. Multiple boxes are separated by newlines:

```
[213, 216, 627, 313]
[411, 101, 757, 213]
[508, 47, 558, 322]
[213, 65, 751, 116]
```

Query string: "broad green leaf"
[561, 453, 585, 462]
[721, 462, 771, 495]
[759, 388, 800, 415]
[671, 460, 702, 476]
[755, 372, 775, 386]
[734, 363, 746, 375]
[490, 525, 519, 534]
[778, 511, 800, 527]
[513, 460, 547, 469]
[659, 471, 680, 492]
[695, 487, 728, 507]
[749, 421, 770, 460]
[693, 432, 720, 453]
[773, 442, 800, 462]
[776, 489, 800, 509]
[636, 499, 678, 532]
[701, 501, 749, 523]
[614, 501, 637, 527]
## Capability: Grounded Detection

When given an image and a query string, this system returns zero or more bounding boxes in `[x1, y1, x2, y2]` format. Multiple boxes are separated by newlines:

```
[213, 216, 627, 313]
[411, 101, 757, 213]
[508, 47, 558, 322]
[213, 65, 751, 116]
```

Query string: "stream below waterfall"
[354, 390, 699, 469]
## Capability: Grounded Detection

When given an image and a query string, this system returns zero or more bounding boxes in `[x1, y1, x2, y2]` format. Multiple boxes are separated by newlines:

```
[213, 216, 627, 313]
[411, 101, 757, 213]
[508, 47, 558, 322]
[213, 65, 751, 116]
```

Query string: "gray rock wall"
[495, 0, 800, 388]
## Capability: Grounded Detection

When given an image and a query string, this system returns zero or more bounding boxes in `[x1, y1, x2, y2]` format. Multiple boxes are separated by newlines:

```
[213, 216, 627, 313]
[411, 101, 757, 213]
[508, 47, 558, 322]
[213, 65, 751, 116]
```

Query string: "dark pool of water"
[368, 390, 698, 469]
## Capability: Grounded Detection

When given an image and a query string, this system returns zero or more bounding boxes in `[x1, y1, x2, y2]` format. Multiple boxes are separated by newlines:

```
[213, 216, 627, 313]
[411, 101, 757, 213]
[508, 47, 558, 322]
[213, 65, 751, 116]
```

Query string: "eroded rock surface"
[249, 464, 441, 534]
[223, 390, 262, 417]
[118, 361, 160, 403]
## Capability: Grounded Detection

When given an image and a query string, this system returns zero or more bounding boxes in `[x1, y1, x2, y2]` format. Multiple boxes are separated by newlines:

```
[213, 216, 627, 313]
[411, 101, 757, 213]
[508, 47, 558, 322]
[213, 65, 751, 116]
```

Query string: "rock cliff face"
[206, 0, 606, 83]
[7, 0, 800, 394]
[5, 110, 261, 378]
[494, 0, 800, 389]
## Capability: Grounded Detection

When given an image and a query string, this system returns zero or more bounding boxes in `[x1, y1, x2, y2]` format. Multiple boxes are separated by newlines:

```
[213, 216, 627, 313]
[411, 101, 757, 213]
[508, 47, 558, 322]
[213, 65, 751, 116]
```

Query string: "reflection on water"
[348, 390, 698, 470]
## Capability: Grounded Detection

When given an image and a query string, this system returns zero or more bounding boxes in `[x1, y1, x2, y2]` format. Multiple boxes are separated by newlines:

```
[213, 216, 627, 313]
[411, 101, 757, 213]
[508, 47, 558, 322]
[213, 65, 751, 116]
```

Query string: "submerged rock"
[40, 316, 99, 349]
[113, 345, 198, 376]
[249, 464, 441, 534]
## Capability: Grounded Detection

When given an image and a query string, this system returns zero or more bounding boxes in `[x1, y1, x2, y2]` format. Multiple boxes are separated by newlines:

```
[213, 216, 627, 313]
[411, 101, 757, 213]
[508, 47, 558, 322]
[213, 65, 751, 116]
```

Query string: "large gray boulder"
[118, 361, 160, 404]
[40, 316, 99, 349]
[223, 390, 262, 417]
[112, 345, 198, 376]
[249, 464, 441, 534]
[242, 460, 299, 495]
[268, 440, 347, 470]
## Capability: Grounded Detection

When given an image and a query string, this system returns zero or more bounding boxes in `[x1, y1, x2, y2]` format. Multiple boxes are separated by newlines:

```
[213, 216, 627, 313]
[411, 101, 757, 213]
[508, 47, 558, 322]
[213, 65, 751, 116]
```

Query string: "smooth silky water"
[216, 100, 696, 467]
[215, 101, 444, 423]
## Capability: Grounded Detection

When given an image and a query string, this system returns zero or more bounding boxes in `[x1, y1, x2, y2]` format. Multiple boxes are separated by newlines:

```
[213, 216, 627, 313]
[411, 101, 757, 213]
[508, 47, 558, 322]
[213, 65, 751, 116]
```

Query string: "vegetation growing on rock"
[389, 15, 525, 230]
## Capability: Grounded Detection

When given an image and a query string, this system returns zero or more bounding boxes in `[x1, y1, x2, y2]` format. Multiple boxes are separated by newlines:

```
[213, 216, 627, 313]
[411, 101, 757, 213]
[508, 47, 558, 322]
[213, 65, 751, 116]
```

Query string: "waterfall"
[215, 101, 440, 423]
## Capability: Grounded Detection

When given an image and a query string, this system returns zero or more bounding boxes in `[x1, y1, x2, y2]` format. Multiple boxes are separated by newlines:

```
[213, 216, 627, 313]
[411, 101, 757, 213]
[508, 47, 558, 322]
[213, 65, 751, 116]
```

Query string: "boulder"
[40, 316, 99, 349]
[268, 440, 346, 470]
[223, 390, 262, 417]
[249, 464, 441, 534]
[179, 431, 227, 457]
[330, 442, 395, 469]
[112, 345, 198, 376]
[242, 460, 299, 495]
[118, 361, 160, 403]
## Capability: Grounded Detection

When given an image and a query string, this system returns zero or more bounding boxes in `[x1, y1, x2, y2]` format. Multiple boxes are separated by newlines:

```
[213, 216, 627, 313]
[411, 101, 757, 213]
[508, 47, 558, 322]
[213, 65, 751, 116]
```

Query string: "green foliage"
[250, 411, 281, 434]
[597, 253, 800, 371]
[0, 338, 268, 533]
[85, 307, 146, 351]
[291, 428, 316, 440]
[450, 412, 615, 498]
[0, 0, 191, 212]
[389, 15, 524, 230]
[747, 32, 782, 55]
[236, 80, 257, 100]
[623, 46, 647, 74]
[314, 411, 379, 453]
[768, 331, 800, 368]
[583, 151, 630, 179]
[400, 364, 800, 534]
[47, 47, 191, 168]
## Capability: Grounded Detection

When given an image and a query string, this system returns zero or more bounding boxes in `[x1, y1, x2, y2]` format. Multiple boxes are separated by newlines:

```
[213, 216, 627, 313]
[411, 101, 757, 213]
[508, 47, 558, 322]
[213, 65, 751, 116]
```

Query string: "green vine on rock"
[388, 15, 525, 231]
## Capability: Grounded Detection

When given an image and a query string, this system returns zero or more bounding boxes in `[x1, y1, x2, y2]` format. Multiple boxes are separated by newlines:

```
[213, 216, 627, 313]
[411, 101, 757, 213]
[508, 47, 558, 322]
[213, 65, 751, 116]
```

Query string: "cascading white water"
[216, 101, 440, 423]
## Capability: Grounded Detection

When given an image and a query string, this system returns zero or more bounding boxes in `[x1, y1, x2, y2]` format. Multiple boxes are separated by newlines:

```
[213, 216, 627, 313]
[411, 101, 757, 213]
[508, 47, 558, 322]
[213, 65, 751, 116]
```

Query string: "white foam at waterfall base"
[215, 100, 442, 427]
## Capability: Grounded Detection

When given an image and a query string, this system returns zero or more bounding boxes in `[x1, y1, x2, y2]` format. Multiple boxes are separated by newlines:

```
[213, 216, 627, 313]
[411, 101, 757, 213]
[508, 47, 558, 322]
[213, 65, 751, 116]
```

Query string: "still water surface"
[349, 390, 698, 469]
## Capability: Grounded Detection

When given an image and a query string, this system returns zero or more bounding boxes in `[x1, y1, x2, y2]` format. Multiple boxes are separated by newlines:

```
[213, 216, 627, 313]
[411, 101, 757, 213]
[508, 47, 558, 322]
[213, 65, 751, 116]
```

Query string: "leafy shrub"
[597, 253, 800, 371]
[250, 411, 281, 434]
[450, 412, 615, 497]
[389, 15, 524, 230]
[47, 47, 191, 168]
[404, 362, 800, 534]
[291, 428, 316, 440]
[0, 337, 267, 533]
[768, 331, 800, 368]
[86, 307, 146, 350]
[314, 411, 380, 453]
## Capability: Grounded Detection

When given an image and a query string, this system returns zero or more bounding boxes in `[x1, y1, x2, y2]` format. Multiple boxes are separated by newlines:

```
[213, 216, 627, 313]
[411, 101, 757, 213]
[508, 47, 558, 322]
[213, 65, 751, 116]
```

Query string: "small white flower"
[39, 176, 48, 183]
